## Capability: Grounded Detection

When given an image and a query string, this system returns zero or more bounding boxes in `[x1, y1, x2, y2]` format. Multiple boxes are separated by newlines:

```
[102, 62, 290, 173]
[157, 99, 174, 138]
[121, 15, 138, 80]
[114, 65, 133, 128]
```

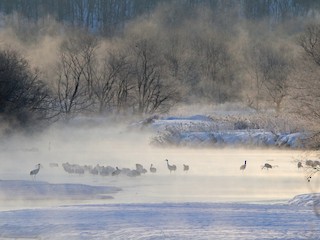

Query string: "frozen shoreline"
[135, 115, 308, 149]
[0, 201, 319, 240]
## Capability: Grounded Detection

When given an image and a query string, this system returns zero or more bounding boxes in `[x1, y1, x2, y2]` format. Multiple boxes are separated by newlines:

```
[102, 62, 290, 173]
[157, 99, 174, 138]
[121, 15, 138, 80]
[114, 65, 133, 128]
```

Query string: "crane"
[262, 163, 276, 170]
[150, 164, 157, 173]
[183, 164, 189, 172]
[165, 159, 176, 173]
[30, 164, 41, 179]
[112, 167, 121, 176]
[240, 160, 247, 171]
[136, 164, 147, 174]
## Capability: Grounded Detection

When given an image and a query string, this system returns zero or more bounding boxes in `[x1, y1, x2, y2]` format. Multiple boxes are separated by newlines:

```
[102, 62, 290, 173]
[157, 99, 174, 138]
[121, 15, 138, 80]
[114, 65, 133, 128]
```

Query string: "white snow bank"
[0, 202, 319, 240]
[276, 132, 306, 148]
[136, 115, 308, 148]
[164, 115, 213, 121]
[288, 193, 320, 207]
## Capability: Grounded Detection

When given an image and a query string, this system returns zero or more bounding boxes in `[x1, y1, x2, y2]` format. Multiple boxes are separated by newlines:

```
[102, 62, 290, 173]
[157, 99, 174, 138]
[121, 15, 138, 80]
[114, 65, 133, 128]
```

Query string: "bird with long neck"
[240, 160, 247, 171]
[165, 159, 176, 173]
[30, 164, 41, 179]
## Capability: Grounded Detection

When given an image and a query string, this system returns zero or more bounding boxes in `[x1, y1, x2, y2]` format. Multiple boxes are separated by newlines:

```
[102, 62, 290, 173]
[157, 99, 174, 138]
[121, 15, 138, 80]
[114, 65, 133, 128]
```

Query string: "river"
[0, 124, 318, 209]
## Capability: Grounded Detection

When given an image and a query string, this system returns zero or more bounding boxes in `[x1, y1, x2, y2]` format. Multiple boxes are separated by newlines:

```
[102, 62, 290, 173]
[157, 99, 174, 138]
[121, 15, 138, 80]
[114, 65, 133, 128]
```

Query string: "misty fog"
[1, 4, 320, 239]
[0, 0, 319, 214]
[0, 1, 318, 128]
[0, 116, 314, 212]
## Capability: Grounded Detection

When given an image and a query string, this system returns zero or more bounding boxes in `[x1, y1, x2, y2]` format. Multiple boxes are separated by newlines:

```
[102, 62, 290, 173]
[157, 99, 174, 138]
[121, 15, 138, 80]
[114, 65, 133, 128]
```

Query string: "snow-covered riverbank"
[135, 115, 307, 148]
[0, 193, 319, 240]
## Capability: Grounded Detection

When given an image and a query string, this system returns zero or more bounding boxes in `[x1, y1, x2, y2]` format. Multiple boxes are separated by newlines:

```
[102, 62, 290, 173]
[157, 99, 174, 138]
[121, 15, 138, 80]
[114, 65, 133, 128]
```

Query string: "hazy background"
[0, 117, 314, 211]
[0, 0, 319, 135]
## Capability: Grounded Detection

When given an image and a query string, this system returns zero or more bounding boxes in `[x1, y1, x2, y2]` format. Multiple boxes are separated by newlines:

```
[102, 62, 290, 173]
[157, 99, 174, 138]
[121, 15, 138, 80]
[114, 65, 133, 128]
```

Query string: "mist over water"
[0, 3, 319, 239]
[0, 120, 314, 210]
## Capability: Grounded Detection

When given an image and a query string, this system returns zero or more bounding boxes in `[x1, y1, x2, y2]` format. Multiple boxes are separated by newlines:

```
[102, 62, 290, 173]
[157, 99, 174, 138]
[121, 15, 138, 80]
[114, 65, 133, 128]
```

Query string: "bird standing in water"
[165, 159, 177, 173]
[262, 163, 273, 170]
[30, 164, 41, 179]
[183, 164, 189, 172]
[240, 160, 247, 171]
[150, 164, 157, 173]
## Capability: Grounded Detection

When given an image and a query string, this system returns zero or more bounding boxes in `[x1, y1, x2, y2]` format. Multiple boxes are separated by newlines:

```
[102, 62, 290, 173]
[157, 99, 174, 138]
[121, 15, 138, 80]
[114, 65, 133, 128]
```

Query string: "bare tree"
[258, 45, 293, 114]
[161, 31, 195, 101]
[296, 24, 320, 122]
[244, 41, 292, 114]
[191, 33, 237, 103]
[55, 31, 98, 119]
[92, 51, 131, 114]
[299, 24, 320, 66]
[113, 52, 134, 114]
[129, 38, 179, 114]
[0, 49, 54, 129]
[293, 23, 320, 147]
[243, 42, 266, 111]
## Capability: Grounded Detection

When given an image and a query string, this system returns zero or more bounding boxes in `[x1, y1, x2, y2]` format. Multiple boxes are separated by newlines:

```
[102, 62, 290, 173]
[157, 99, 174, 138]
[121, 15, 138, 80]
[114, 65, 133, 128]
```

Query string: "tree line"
[0, 0, 319, 36]
[0, 4, 320, 143]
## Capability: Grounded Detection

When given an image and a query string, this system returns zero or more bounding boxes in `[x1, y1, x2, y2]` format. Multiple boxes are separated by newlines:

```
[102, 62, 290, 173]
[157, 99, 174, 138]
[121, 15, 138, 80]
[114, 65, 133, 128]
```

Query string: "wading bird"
[136, 164, 147, 174]
[240, 160, 247, 171]
[183, 164, 189, 172]
[150, 164, 157, 173]
[262, 163, 274, 170]
[30, 164, 41, 179]
[112, 167, 121, 176]
[165, 159, 176, 173]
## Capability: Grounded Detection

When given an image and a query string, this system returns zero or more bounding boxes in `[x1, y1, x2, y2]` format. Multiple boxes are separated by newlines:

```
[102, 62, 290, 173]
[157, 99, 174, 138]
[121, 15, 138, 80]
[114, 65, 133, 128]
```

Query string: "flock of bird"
[239, 160, 278, 171]
[29, 158, 319, 182]
[239, 159, 320, 182]
[29, 159, 189, 179]
[240, 160, 277, 171]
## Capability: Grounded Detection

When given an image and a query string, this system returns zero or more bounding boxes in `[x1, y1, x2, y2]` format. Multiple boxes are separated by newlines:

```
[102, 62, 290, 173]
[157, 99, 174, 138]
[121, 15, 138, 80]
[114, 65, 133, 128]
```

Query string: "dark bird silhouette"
[150, 164, 157, 173]
[183, 164, 189, 172]
[30, 164, 41, 179]
[136, 164, 147, 174]
[262, 163, 273, 170]
[165, 159, 176, 173]
[112, 167, 121, 176]
[240, 160, 247, 171]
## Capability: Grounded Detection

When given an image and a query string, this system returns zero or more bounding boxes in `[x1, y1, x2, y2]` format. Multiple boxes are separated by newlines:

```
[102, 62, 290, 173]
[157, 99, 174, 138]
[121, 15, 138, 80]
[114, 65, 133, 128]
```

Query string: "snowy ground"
[141, 115, 307, 148]
[1, 201, 319, 239]
[0, 115, 319, 239]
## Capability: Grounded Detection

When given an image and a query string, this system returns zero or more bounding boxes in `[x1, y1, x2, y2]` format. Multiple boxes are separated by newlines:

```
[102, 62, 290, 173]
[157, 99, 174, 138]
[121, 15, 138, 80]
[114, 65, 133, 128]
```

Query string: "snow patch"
[288, 193, 320, 207]
[136, 115, 308, 148]
[164, 115, 213, 121]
